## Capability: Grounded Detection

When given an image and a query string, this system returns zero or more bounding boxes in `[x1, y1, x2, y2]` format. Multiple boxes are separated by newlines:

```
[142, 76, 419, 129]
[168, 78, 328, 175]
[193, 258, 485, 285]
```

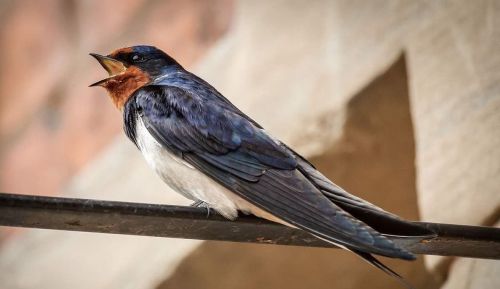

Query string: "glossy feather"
[125, 81, 415, 260]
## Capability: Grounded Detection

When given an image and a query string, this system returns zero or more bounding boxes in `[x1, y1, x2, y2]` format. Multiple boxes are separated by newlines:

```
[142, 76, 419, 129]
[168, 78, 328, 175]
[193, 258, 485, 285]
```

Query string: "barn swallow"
[90, 45, 433, 288]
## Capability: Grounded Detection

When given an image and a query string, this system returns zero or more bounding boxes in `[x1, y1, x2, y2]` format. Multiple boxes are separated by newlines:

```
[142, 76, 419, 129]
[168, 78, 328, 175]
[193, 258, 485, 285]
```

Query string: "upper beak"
[89, 53, 127, 87]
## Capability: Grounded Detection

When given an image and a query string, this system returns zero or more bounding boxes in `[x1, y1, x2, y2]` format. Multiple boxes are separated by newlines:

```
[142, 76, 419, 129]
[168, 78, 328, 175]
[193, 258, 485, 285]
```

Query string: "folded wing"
[129, 84, 415, 260]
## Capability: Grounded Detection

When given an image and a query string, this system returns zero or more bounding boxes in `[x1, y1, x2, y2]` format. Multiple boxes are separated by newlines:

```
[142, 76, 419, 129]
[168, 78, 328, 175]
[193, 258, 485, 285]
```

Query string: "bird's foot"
[190, 200, 205, 207]
[190, 200, 212, 218]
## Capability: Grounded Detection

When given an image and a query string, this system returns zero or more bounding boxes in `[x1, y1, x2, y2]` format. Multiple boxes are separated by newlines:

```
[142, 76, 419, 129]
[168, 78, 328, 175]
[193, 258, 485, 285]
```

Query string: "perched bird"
[90, 45, 433, 288]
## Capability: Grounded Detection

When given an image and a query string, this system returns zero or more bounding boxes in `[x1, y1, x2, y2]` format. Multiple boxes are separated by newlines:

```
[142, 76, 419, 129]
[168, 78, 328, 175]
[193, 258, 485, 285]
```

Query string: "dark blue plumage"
[124, 71, 415, 259]
[93, 45, 435, 289]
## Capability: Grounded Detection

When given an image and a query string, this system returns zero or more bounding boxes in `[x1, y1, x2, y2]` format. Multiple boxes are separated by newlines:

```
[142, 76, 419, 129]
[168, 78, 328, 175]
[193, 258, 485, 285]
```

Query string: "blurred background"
[0, 1, 499, 289]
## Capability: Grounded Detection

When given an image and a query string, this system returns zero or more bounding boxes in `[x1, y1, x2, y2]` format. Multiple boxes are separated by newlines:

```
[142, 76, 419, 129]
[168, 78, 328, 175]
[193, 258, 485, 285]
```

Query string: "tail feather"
[351, 249, 415, 289]
[294, 156, 436, 238]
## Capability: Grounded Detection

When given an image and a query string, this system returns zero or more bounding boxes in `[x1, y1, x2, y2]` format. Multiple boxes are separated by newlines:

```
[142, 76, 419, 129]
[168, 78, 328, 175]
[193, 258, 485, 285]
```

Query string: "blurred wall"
[158, 55, 439, 289]
[0, 1, 499, 289]
[159, 1, 500, 288]
[0, 0, 232, 198]
[0, 1, 233, 288]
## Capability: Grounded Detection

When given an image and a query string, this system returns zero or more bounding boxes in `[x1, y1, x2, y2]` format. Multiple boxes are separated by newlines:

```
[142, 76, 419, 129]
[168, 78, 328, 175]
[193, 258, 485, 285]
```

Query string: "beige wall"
[188, 0, 500, 287]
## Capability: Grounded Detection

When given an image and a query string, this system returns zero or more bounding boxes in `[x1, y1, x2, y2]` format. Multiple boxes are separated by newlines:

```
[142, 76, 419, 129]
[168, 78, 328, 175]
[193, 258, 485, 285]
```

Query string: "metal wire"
[0, 192, 498, 259]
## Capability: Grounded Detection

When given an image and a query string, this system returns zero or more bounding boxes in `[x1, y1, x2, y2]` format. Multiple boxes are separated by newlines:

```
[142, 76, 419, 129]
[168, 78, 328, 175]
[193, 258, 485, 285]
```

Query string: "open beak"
[89, 53, 127, 87]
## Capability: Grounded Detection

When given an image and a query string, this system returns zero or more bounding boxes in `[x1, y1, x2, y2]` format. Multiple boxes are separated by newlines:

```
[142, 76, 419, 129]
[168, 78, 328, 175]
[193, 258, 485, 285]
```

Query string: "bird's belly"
[134, 117, 285, 222]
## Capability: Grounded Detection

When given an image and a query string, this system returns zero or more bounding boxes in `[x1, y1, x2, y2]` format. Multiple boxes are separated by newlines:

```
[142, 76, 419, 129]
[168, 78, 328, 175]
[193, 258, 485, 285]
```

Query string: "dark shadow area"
[156, 54, 441, 289]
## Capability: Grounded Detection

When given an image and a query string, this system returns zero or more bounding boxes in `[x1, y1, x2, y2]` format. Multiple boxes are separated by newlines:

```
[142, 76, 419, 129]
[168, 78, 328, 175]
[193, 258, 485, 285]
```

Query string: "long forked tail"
[351, 249, 415, 289]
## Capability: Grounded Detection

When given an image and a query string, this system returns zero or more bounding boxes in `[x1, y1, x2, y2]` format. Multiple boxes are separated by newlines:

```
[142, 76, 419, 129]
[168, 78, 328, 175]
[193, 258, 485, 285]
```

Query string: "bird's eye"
[131, 54, 145, 62]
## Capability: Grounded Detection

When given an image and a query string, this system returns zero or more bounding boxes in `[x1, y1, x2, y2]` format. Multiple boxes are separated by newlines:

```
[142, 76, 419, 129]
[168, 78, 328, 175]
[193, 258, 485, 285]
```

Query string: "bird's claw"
[190, 200, 212, 218]
[190, 200, 205, 207]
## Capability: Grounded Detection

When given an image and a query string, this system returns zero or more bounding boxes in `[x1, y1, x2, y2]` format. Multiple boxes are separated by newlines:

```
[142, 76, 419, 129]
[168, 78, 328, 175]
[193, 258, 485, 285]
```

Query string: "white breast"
[134, 117, 290, 225]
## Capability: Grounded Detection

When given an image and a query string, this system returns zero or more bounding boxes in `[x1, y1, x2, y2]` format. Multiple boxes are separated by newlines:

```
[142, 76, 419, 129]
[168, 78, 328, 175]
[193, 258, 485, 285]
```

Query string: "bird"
[90, 45, 434, 288]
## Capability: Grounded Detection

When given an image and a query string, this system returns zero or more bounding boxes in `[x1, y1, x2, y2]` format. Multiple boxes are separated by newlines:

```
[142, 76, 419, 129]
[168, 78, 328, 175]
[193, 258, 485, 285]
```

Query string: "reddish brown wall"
[0, 0, 233, 197]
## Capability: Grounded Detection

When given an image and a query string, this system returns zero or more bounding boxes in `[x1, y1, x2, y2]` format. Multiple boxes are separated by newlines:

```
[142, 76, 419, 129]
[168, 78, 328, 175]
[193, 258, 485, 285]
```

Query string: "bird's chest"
[134, 118, 203, 198]
[133, 117, 239, 210]
[132, 116, 291, 224]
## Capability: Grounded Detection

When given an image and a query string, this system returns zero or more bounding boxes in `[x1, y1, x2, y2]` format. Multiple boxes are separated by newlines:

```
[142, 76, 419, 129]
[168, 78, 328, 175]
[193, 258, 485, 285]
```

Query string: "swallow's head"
[90, 45, 180, 109]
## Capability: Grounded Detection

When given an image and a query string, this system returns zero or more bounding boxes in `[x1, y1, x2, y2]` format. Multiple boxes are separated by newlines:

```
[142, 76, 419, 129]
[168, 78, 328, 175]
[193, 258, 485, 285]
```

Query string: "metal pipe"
[0, 193, 498, 259]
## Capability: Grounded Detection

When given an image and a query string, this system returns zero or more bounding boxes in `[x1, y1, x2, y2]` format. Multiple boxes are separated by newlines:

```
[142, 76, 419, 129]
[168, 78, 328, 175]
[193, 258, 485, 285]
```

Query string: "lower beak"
[89, 53, 127, 87]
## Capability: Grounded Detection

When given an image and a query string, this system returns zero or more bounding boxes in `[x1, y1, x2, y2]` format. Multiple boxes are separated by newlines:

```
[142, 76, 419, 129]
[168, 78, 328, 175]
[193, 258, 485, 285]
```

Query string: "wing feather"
[294, 156, 435, 237]
[130, 84, 414, 259]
